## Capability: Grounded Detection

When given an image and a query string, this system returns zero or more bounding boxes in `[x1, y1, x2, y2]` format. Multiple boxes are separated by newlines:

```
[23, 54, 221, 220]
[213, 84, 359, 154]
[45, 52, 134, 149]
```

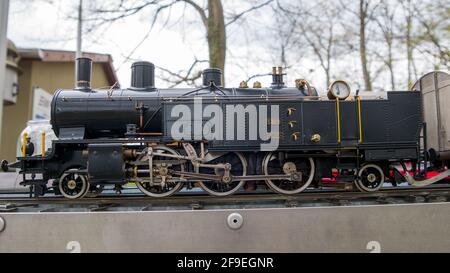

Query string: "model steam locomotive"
[2, 58, 450, 199]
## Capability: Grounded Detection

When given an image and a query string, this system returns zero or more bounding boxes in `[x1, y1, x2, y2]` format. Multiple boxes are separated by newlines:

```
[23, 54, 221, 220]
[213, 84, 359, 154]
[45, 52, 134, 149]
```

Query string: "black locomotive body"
[4, 58, 448, 199]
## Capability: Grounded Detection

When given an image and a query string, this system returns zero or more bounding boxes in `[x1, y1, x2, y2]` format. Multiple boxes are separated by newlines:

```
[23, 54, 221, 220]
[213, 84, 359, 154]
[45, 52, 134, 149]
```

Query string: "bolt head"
[227, 213, 244, 230]
[222, 176, 231, 183]
[0, 217, 5, 233]
[67, 180, 77, 190]
[367, 174, 377, 183]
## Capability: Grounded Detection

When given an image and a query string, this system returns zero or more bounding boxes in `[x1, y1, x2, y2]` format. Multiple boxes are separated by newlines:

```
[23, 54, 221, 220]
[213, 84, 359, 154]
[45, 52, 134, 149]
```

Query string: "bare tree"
[357, 0, 379, 91]
[373, 1, 398, 90]
[413, 0, 450, 70]
[85, 0, 273, 85]
[300, 4, 336, 87]
[396, 0, 449, 88]
[207, 0, 226, 75]
[275, 0, 448, 91]
[399, 0, 418, 88]
[277, 0, 346, 88]
[16, 0, 449, 91]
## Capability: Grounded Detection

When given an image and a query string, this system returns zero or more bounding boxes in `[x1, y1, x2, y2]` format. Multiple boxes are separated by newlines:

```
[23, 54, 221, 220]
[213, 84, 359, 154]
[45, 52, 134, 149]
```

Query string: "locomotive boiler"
[2, 58, 450, 199]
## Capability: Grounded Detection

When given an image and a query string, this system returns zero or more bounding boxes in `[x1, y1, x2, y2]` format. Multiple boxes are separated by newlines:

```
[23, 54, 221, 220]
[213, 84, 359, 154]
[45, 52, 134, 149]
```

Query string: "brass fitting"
[82, 149, 89, 159]
[295, 79, 313, 96]
[253, 81, 262, 88]
[123, 149, 137, 159]
[287, 107, 296, 116]
[295, 79, 307, 88]
[292, 132, 301, 141]
[288, 121, 297, 128]
[239, 81, 248, 88]
[311, 134, 321, 143]
[273, 67, 283, 75]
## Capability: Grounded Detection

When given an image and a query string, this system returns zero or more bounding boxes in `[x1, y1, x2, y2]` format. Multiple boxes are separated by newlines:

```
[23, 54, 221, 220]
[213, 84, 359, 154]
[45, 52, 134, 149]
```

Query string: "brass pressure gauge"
[327, 80, 351, 100]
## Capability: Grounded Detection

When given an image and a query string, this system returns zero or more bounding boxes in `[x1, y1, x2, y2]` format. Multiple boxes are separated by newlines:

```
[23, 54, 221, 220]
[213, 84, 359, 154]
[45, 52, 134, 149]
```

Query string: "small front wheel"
[58, 169, 89, 199]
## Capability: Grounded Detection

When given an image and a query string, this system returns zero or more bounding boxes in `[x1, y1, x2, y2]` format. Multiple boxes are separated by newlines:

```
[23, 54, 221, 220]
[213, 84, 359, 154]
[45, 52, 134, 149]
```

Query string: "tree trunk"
[388, 63, 395, 90]
[325, 25, 333, 88]
[359, 0, 372, 91]
[405, 0, 414, 89]
[387, 35, 395, 90]
[207, 0, 226, 79]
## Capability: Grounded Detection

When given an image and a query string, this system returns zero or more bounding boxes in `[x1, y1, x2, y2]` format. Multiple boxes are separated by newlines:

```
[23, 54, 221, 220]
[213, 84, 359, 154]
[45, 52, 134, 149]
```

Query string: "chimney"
[271, 66, 285, 89]
[130, 61, 155, 91]
[75, 57, 92, 90]
[202, 68, 222, 87]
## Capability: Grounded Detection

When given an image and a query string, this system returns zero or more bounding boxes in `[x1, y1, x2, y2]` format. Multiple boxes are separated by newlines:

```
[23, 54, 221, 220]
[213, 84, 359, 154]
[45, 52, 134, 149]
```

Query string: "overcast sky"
[8, 0, 291, 89]
[7, 0, 441, 93]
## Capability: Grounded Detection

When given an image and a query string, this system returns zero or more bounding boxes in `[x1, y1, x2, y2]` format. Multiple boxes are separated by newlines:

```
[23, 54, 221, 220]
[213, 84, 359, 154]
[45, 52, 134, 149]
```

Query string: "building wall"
[1, 60, 32, 162]
[30, 61, 110, 91]
[0, 60, 111, 162]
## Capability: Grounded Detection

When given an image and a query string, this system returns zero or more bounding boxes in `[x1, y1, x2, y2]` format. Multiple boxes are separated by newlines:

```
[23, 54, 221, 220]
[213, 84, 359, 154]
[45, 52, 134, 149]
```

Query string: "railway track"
[1, 186, 450, 213]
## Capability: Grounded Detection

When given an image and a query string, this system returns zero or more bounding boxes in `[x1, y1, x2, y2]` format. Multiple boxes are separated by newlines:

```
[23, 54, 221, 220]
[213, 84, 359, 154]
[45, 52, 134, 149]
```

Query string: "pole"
[0, 0, 10, 145]
[76, 0, 83, 59]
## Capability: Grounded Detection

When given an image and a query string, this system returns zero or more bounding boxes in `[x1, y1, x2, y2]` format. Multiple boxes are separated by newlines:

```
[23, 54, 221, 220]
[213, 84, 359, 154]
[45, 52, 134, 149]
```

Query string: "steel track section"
[0, 187, 449, 213]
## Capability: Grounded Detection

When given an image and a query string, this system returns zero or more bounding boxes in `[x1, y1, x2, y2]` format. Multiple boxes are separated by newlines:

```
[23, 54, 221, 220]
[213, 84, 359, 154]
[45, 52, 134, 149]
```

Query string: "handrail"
[336, 98, 341, 144]
[357, 96, 363, 144]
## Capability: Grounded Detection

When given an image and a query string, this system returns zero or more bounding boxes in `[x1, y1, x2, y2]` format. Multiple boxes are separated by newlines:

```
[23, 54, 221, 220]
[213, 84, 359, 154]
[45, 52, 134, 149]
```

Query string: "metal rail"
[1, 186, 449, 213]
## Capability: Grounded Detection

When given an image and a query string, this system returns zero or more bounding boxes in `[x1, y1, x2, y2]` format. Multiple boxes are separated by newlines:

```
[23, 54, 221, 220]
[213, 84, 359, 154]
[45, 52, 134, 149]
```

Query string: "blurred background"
[0, 0, 449, 162]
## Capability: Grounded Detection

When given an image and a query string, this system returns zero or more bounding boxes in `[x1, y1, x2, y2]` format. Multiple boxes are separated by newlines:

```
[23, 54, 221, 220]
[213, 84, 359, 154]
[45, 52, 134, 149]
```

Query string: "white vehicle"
[0, 171, 29, 193]
[1, 120, 56, 193]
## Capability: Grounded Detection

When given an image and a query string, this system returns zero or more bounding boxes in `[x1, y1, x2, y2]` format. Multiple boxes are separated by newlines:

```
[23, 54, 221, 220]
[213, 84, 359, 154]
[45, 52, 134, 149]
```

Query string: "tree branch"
[181, 0, 207, 28]
[157, 59, 209, 87]
[226, 0, 274, 26]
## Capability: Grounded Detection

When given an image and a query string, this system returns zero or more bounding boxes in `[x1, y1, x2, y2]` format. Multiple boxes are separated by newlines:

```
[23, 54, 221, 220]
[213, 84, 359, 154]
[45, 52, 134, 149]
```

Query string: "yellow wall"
[30, 61, 110, 91]
[0, 60, 111, 162]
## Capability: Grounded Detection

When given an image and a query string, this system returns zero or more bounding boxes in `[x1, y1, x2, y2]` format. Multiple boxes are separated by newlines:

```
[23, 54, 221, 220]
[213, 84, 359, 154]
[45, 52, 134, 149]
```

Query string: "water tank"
[413, 71, 450, 160]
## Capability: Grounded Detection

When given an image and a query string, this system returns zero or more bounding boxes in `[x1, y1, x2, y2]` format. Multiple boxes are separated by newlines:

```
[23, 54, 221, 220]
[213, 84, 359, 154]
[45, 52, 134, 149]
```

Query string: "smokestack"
[130, 61, 155, 91]
[75, 57, 92, 90]
[271, 66, 285, 88]
[202, 68, 222, 87]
